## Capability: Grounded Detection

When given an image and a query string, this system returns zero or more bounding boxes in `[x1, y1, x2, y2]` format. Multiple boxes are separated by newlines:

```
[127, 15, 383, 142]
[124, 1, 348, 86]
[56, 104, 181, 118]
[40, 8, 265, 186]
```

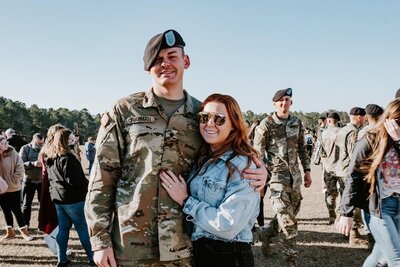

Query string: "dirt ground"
[0, 153, 370, 266]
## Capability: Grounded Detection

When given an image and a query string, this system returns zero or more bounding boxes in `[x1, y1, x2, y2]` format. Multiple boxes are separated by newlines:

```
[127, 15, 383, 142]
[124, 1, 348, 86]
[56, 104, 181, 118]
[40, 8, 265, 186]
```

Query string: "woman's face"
[199, 101, 233, 152]
[0, 139, 9, 153]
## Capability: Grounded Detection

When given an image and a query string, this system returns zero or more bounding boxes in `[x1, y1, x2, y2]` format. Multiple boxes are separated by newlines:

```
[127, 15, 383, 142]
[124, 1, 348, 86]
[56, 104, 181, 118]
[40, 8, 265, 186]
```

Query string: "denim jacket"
[183, 150, 260, 243]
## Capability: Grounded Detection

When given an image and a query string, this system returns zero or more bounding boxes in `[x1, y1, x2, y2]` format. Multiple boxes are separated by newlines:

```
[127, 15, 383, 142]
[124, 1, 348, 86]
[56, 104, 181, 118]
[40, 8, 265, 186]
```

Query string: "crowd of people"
[0, 29, 399, 267]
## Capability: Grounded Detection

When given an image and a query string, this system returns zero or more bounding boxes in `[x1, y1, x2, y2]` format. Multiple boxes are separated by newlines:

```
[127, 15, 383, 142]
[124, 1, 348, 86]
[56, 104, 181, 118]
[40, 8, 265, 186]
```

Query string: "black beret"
[349, 107, 366, 116]
[327, 112, 340, 121]
[365, 104, 383, 116]
[396, 88, 400, 99]
[143, 29, 186, 71]
[272, 88, 292, 102]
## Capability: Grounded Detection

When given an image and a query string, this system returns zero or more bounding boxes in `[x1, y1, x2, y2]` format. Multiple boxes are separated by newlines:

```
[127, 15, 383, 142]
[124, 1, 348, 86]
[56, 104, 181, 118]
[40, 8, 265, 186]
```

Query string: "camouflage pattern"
[357, 124, 373, 141]
[323, 170, 344, 217]
[320, 125, 340, 174]
[118, 257, 192, 267]
[85, 89, 202, 264]
[253, 113, 309, 260]
[253, 113, 310, 188]
[335, 123, 360, 178]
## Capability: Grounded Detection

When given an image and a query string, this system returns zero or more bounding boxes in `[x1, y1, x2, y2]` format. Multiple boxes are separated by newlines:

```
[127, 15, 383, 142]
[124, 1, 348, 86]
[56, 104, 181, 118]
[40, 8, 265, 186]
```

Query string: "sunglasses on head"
[198, 112, 227, 126]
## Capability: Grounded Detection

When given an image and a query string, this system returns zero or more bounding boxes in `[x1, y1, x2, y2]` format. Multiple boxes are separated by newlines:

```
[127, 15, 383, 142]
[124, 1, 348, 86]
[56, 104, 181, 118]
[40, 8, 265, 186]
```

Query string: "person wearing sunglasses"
[159, 93, 260, 267]
[85, 29, 268, 267]
[337, 98, 400, 266]
[253, 88, 312, 267]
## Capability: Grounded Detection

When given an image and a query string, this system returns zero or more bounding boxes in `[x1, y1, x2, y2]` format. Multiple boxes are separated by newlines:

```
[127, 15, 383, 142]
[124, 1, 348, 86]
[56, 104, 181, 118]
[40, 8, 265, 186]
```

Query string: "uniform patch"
[125, 116, 156, 124]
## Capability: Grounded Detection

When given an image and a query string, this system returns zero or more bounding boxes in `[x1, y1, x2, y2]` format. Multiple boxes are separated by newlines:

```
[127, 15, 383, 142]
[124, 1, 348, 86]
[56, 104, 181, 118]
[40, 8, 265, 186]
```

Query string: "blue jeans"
[363, 196, 400, 267]
[55, 201, 93, 262]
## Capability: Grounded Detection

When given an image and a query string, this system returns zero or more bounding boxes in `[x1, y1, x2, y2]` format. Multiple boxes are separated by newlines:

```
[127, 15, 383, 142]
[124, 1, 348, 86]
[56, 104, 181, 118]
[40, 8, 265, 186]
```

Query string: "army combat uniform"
[85, 89, 202, 266]
[253, 112, 310, 262]
[320, 124, 341, 223]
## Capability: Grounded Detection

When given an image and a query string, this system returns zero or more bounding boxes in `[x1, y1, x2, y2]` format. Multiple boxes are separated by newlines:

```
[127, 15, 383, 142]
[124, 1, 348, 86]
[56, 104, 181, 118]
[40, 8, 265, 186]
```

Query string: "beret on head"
[272, 88, 292, 102]
[349, 107, 366, 116]
[327, 112, 341, 121]
[396, 88, 400, 99]
[365, 104, 383, 116]
[143, 29, 186, 71]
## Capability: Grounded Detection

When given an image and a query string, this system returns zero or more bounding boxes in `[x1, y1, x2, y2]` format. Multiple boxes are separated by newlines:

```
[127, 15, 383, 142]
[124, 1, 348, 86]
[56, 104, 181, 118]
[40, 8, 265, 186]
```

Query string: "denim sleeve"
[183, 161, 260, 240]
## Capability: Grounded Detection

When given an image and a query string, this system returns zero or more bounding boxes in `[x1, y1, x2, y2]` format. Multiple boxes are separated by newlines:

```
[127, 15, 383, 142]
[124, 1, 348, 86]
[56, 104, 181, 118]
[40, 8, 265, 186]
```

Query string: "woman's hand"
[160, 169, 188, 206]
[384, 118, 400, 141]
[336, 216, 353, 236]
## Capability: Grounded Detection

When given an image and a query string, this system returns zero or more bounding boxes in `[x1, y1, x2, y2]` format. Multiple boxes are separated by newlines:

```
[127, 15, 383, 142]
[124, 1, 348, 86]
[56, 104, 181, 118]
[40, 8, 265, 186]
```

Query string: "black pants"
[0, 190, 26, 227]
[22, 180, 41, 227]
[193, 237, 254, 267]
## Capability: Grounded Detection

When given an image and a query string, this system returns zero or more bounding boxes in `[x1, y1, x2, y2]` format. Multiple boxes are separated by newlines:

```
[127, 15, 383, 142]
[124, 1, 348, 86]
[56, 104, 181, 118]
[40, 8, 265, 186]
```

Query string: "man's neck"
[276, 111, 289, 119]
[153, 84, 184, 100]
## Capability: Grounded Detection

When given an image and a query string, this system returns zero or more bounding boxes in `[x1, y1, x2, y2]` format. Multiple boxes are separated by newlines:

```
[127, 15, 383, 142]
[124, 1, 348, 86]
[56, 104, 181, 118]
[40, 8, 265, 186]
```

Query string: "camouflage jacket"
[335, 123, 360, 178]
[320, 125, 340, 173]
[85, 89, 202, 263]
[253, 113, 310, 188]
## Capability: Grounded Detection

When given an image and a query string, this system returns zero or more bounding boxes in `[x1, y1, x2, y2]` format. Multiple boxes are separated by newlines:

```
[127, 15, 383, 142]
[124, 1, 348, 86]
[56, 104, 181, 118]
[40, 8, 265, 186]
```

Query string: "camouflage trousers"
[323, 170, 344, 217]
[117, 257, 192, 267]
[268, 184, 302, 259]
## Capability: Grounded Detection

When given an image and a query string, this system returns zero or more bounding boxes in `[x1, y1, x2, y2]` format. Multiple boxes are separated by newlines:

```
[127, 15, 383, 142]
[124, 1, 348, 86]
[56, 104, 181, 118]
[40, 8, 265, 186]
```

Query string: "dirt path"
[0, 159, 370, 266]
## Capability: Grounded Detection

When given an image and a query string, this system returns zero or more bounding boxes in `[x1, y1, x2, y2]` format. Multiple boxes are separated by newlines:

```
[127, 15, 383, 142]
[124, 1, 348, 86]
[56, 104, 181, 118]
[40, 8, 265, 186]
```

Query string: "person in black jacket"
[337, 98, 400, 266]
[46, 128, 94, 267]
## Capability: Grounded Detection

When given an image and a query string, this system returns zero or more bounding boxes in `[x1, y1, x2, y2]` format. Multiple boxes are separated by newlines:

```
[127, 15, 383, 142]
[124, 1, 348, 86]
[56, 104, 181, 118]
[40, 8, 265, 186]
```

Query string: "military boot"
[285, 258, 298, 267]
[261, 235, 272, 257]
[1, 226, 15, 240]
[328, 210, 336, 225]
[349, 228, 366, 246]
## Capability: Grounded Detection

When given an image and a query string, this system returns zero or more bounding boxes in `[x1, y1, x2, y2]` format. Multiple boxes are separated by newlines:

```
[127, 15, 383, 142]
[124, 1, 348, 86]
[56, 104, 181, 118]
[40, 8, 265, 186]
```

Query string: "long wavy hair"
[46, 128, 72, 159]
[360, 98, 400, 194]
[196, 93, 259, 177]
[39, 124, 65, 159]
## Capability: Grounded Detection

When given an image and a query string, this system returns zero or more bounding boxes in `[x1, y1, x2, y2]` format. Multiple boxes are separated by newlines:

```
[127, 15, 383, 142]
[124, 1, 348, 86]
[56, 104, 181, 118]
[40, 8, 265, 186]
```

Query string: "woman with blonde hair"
[338, 98, 400, 266]
[0, 136, 33, 241]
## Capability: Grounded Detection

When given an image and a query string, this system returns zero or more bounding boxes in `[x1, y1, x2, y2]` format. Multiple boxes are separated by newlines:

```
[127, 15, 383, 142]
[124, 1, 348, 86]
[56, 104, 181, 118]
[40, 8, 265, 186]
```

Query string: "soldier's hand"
[93, 247, 117, 267]
[244, 156, 268, 192]
[160, 169, 188, 205]
[336, 216, 353, 236]
[303, 171, 312, 188]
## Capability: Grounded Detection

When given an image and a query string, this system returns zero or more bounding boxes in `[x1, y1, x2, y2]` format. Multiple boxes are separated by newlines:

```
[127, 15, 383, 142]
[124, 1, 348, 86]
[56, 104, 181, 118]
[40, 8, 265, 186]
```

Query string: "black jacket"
[340, 136, 399, 219]
[46, 153, 88, 204]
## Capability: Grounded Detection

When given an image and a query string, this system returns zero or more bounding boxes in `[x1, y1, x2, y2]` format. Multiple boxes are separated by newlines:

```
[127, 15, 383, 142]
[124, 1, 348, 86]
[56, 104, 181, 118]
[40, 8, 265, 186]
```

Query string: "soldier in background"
[320, 112, 341, 225]
[335, 107, 366, 245]
[358, 104, 384, 141]
[254, 88, 312, 267]
[85, 29, 267, 267]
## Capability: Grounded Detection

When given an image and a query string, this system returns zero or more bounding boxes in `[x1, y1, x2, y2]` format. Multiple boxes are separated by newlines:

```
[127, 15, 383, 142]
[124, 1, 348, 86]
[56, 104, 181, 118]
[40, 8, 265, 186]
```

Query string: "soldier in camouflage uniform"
[85, 29, 267, 267]
[254, 88, 312, 267]
[320, 112, 341, 224]
[335, 107, 366, 245]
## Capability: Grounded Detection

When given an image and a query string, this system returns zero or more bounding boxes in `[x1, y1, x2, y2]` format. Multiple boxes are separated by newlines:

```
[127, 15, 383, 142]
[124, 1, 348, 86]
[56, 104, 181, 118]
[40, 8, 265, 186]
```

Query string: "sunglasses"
[198, 112, 227, 126]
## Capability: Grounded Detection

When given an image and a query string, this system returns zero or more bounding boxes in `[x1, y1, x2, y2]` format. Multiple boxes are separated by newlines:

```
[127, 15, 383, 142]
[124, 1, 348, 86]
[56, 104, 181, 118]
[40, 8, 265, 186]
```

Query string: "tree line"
[0, 97, 101, 144]
[0, 96, 351, 142]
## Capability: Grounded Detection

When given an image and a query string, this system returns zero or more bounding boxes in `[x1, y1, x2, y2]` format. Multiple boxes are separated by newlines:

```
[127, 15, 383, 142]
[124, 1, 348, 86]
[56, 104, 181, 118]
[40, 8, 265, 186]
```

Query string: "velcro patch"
[126, 116, 156, 124]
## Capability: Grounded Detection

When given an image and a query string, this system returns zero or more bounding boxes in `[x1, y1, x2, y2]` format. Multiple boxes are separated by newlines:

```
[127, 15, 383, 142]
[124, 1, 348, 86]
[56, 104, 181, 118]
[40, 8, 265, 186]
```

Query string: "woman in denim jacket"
[337, 98, 400, 266]
[160, 93, 260, 267]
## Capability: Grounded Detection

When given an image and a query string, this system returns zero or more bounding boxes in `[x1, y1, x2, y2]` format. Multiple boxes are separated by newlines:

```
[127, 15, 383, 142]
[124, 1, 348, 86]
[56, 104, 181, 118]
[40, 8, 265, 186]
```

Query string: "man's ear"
[184, 55, 190, 69]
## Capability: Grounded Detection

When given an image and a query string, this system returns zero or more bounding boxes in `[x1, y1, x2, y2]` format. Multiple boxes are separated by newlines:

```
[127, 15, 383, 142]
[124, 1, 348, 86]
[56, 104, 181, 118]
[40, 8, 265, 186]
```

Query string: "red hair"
[196, 93, 259, 177]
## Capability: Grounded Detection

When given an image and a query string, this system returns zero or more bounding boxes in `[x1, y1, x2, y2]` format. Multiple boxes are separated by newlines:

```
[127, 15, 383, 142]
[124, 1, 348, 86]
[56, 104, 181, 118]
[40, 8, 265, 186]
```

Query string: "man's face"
[273, 96, 292, 115]
[149, 47, 190, 88]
